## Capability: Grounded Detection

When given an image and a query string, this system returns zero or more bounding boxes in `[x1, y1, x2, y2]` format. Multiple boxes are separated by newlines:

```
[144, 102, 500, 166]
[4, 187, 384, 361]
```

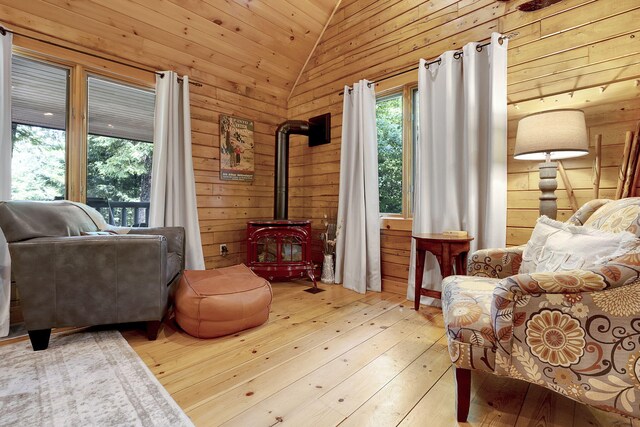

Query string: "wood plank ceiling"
[1, 0, 341, 104]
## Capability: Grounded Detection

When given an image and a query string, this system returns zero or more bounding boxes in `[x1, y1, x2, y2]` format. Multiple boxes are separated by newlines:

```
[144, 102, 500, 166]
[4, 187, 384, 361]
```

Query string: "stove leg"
[304, 267, 325, 293]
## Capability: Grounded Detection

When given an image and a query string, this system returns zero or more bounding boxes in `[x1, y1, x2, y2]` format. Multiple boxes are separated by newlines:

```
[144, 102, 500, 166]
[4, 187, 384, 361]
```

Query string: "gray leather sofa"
[0, 200, 184, 350]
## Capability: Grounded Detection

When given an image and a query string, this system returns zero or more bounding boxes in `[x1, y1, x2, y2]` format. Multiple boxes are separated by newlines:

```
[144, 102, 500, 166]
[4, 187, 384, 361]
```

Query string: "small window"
[376, 93, 404, 215]
[375, 85, 418, 218]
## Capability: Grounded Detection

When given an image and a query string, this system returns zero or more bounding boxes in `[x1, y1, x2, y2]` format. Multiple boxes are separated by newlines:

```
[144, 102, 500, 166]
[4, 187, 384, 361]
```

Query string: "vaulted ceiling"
[0, 0, 341, 103]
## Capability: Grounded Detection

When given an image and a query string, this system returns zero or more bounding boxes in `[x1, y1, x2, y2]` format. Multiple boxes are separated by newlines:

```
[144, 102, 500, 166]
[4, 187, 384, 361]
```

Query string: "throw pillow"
[519, 216, 637, 274]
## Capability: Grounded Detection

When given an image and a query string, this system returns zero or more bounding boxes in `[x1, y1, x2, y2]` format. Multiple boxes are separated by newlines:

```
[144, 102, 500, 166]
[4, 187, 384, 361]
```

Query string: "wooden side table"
[413, 233, 474, 311]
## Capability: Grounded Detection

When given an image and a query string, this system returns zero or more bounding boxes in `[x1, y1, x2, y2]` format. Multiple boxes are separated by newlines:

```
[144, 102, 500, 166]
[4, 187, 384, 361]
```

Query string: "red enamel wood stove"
[246, 220, 316, 286]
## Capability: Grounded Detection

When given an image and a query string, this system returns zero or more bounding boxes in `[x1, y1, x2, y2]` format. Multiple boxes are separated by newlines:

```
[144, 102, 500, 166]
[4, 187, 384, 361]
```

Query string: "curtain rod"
[339, 32, 518, 96]
[0, 26, 203, 87]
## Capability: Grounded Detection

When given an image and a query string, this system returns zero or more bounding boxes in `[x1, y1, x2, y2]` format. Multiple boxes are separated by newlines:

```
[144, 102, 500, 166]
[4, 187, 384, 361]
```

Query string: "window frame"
[376, 82, 418, 220]
[11, 43, 155, 204]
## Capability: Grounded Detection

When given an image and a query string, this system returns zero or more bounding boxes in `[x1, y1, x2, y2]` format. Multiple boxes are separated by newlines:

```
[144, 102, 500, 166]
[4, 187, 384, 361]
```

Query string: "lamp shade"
[514, 109, 589, 160]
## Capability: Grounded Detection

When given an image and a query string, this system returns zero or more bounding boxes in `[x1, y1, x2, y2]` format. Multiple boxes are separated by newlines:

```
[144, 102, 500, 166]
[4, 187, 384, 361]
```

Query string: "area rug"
[0, 330, 194, 427]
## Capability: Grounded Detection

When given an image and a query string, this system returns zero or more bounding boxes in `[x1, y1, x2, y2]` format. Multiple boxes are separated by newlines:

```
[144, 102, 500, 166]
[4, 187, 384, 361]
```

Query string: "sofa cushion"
[442, 275, 499, 349]
[520, 216, 636, 274]
[0, 201, 100, 243]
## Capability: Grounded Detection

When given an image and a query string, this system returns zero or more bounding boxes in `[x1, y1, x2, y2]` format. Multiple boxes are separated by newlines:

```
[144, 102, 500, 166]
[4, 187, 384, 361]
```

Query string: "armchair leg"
[455, 367, 471, 422]
[28, 329, 51, 351]
[146, 320, 161, 340]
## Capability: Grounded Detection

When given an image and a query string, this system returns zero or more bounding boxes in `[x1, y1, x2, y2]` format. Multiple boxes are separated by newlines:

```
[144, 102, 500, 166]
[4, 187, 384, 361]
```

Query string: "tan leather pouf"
[175, 264, 272, 338]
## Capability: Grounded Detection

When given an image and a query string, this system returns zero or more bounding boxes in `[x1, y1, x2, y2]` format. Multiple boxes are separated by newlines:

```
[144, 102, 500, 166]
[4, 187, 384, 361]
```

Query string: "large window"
[376, 85, 418, 217]
[87, 76, 155, 226]
[9, 52, 155, 227]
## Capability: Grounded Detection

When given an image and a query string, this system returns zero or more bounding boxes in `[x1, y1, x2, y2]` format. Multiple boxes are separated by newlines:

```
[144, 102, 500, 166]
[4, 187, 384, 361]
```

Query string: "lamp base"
[539, 161, 558, 220]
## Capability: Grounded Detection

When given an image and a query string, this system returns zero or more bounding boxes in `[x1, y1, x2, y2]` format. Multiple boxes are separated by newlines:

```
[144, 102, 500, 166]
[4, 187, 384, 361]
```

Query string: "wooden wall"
[287, 0, 640, 295]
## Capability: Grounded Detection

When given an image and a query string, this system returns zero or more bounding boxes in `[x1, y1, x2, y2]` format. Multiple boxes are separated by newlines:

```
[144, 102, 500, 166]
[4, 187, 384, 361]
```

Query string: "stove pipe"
[274, 120, 310, 220]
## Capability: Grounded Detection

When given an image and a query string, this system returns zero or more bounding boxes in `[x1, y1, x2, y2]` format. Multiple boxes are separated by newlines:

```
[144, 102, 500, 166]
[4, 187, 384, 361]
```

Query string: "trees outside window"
[375, 85, 417, 218]
[86, 135, 153, 203]
[376, 94, 403, 214]
[11, 125, 66, 201]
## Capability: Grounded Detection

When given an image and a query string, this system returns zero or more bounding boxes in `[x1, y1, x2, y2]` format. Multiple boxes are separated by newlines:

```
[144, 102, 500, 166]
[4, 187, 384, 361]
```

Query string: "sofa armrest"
[127, 227, 185, 268]
[468, 245, 524, 279]
[495, 269, 610, 298]
[495, 242, 640, 299]
[8, 235, 169, 330]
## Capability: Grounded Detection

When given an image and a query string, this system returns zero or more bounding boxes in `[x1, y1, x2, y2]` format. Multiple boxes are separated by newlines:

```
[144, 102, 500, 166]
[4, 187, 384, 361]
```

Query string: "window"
[87, 76, 155, 226]
[9, 51, 155, 227]
[376, 84, 418, 217]
[376, 93, 403, 214]
[11, 56, 69, 201]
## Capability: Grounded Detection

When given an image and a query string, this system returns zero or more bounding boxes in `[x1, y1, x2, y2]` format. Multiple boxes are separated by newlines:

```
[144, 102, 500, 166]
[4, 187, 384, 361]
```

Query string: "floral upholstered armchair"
[442, 198, 640, 421]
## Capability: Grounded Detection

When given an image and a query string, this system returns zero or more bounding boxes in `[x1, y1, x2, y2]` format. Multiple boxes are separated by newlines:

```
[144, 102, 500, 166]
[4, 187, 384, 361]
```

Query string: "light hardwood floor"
[122, 281, 636, 427]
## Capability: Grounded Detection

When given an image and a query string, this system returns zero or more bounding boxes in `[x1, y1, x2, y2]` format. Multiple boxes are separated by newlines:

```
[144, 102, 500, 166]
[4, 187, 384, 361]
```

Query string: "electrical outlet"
[220, 244, 228, 257]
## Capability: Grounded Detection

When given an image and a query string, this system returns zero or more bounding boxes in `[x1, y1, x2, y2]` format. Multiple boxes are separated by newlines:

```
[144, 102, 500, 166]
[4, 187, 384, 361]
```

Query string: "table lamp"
[514, 109, 589, 219]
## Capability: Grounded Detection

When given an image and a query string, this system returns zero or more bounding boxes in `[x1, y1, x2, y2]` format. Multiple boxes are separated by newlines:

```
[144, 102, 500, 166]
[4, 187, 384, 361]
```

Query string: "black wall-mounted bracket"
[308, 113, 331, 147]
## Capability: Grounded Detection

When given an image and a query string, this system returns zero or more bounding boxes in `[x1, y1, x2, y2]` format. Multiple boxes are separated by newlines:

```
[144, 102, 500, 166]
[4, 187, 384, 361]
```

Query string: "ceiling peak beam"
[287, 0, 343, 102]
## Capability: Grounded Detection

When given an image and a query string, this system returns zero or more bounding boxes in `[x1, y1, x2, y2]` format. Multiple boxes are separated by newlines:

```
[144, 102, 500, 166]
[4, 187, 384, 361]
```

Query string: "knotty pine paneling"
[287, 0, 640, 295]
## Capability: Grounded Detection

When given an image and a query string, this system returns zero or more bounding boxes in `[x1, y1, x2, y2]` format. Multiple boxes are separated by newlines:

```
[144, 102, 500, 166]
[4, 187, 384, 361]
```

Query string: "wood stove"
[246, 116, 330, 293]
[246, 220, 316, 286]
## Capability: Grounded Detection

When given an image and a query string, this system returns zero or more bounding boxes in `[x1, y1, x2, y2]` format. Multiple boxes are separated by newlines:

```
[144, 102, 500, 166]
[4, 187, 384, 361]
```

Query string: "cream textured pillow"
[519, 216, 637, 274]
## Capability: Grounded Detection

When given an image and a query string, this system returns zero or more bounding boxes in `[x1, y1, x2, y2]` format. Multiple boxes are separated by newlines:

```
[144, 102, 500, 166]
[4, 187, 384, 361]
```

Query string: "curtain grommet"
[453, 51, 462, 60]
[476, 44, 483, 52]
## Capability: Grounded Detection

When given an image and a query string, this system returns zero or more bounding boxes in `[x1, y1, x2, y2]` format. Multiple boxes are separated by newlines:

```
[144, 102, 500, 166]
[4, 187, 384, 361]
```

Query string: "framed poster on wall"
[219, 115, 255, 181]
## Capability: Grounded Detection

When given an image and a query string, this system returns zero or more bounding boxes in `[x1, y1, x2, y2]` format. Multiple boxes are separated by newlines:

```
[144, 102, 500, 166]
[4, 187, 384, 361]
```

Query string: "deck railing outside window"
[85, 198, 150, 228]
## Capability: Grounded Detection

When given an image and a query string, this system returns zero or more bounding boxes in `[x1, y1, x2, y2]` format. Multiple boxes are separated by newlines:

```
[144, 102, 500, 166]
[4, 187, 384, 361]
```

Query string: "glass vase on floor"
[321, 254, 335, 284]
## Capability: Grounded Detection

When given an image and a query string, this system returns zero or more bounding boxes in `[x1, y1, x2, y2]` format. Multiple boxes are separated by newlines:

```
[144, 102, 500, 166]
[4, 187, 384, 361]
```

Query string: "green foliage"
[87, 135, 152, 202]
[11, 125, 66, 201]
[376, 96, 403, 214]
[10, 124, 153, 203]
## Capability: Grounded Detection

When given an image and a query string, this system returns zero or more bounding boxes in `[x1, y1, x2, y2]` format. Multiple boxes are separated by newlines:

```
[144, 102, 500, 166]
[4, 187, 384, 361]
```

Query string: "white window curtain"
[150, 71, 205, 270]
[335, 80, 381, 294]
[408, 32, 508, 306]
[0, 31, 12, 337]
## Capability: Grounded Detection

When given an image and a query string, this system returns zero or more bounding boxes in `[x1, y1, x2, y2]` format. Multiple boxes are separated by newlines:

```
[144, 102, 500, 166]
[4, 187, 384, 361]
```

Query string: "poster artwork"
[219, 115, 255, 181]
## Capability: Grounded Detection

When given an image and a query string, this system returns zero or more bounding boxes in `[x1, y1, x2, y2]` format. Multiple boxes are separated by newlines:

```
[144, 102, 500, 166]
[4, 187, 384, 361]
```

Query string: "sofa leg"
[455, 367, 471, 422]
[28, 329, 51, 351]
[146, 320, 161, 340]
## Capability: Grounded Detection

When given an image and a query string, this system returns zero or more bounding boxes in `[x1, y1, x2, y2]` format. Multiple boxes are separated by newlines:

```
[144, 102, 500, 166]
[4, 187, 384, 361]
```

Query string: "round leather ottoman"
[175, 264, 272, 338]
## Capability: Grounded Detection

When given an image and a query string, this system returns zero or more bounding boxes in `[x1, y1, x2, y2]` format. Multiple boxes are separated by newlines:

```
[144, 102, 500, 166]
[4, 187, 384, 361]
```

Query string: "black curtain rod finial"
[0, 26, 6, 36]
